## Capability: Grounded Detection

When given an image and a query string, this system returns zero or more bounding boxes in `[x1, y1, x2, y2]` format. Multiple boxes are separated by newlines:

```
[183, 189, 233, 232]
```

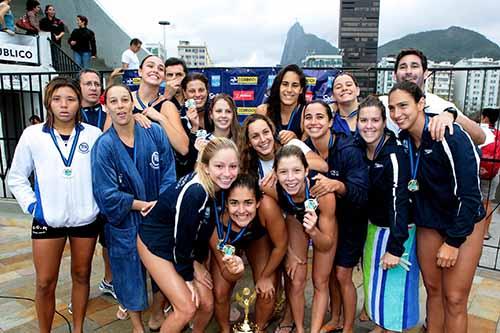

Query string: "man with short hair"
[381, 48, 488, 145]
[121, 38, 142, 70]
[164, 57, 188, 110]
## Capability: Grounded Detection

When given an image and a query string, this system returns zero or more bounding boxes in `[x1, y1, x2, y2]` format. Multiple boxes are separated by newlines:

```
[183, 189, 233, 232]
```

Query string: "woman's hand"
[311, 174, 345, 197]
[259, 171, 277, 189]
[285, 247, 306, 280]
[185, 281, 199, 308]
[194, 137, 209, 152]
[436, 243, 459, 268]
[142, 106, 164, 123]
[193, 261, 213, 289]
[255, 276, 275, 299]
[133, 113, 152, 128]
[278, 130, 297, 145]
[302, 209, 318, 237]
[380, 252, 400, 270]
[187, 107, 199, 132]
[222, 255, 244, 275]
[140, 201, 157, 217]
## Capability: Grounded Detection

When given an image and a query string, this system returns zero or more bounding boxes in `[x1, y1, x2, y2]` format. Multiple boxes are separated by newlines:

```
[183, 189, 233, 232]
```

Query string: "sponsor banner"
[0, 34, 40, 65]
[233, 90, 255, 101]
[230, 76, 258, 85]
[237, 107, 257, 115]
[123, 67, 340, 122]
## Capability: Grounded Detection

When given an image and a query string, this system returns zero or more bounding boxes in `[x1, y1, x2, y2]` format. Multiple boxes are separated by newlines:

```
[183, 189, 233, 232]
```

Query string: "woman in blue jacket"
[388, 81, 485, 333]
[91, 84, 176, 333]
[357, 95, 419, 333]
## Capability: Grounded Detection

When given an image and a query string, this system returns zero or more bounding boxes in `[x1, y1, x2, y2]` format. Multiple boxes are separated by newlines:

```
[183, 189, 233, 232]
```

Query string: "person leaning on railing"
[0, 0, 15, 35]
[39, 4, 65, 46]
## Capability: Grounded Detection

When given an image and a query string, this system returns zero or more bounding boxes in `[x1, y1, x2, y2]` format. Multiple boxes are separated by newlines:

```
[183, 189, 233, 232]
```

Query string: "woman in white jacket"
[8, 77, 102, 333]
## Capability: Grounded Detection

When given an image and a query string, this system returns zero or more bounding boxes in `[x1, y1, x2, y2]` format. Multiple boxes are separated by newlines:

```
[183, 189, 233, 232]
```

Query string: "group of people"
[7, 47, 492, 333]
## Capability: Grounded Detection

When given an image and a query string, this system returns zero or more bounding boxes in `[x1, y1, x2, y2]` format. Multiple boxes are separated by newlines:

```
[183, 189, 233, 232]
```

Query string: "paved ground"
[0, 199, 499, 332]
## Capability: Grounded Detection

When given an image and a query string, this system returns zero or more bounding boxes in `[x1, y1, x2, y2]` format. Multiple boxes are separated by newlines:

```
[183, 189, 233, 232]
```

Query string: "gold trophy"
[232, 287, 258, 333]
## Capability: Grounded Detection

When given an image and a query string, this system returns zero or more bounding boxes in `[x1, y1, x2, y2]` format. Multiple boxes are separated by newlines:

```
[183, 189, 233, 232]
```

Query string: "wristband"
[443, 107, 458, 121]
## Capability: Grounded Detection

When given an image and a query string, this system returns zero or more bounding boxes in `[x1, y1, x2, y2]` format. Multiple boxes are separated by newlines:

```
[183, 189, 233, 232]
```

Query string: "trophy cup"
[232, 287, 258, 333]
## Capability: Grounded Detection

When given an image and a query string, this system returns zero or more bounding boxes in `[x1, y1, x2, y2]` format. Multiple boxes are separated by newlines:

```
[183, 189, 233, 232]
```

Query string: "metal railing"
[48, 39, 82, 72]
[1, 67, 499, 272]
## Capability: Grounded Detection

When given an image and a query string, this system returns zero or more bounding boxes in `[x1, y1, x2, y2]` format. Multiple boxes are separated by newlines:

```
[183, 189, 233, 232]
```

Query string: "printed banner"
[0, 34, 40, 66]
[123, 67, 340, 121]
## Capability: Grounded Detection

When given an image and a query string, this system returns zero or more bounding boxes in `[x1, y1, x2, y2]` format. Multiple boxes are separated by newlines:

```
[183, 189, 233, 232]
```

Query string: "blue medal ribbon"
[218, 218, 248, 249]
[258, 160, 264, 180]
[373, 133, 386, 160]
[214, 192, 226, 241]
[49, 126, 81, 168]
[81, 105, 103, 129]
[136, 92, 160, 110]
[407, 115, 429, 182]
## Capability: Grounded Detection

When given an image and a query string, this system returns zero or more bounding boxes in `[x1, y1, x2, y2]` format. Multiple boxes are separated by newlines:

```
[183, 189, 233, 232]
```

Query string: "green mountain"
[378, 26, 500, 63]
[280, 23, 338, 65]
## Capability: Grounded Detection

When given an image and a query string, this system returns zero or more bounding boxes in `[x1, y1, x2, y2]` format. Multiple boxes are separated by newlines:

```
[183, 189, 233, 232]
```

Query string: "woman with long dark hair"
[256, 64, 307, 144]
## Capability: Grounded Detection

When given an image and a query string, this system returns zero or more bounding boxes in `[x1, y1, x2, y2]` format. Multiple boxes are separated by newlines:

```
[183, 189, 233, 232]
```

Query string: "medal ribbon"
[219, 218, 248, 248]
[214, 192, 226, 240]
[136, 92, 160, 110]
[285, 105, 301, 131]
[49, 126, 81, 168]
[407, 116, 429, 181]
[81, 105, 103, 129]
[373, 133, 386, 160]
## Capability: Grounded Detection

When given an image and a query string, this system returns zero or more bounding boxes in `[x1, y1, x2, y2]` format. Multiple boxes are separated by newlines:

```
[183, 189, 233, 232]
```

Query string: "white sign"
[0, 34, 39, 65]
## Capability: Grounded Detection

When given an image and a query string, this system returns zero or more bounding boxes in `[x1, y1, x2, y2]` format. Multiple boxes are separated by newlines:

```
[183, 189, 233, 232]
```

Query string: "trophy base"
[232, 320, 258, 333]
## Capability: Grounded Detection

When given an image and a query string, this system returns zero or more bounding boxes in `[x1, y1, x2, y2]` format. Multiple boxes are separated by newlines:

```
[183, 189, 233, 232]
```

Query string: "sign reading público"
[0, 34, 40, 66]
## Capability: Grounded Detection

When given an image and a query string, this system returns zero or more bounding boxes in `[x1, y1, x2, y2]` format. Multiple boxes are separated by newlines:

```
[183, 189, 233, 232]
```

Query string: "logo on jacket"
[329, 170, 340, 177]
[150, 152, 160, 169]
[374, 163, 384, 168]
[78, 142, 89, 153]
[424, 149, 433, 155]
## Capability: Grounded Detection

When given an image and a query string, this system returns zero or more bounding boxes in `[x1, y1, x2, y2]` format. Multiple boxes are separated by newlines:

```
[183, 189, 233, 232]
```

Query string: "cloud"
[98, 0, 500, 65]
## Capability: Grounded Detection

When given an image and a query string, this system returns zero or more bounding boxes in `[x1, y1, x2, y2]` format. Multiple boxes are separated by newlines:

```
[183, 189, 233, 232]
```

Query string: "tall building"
[302, 54, 342, 68]
[177, 41, 213, 68]
[338, 0, 380, 96]
[453, 58, 500, 115]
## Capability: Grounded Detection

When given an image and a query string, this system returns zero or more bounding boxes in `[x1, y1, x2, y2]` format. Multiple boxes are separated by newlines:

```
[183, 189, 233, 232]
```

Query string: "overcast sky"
[97, 0, 500, 66]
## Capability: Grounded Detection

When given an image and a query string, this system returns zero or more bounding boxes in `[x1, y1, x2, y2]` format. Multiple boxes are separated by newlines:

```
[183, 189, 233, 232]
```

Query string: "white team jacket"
[8, 123, 101, 228]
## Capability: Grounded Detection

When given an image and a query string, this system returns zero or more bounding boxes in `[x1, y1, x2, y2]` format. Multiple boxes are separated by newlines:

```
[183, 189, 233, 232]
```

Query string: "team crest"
[149, 151, 160, 169]
[78, 142, 89, 154]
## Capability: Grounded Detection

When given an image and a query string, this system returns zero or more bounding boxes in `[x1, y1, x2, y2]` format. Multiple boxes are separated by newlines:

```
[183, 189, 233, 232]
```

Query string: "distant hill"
[378, 26, 500, 63]
[280, 24, 500, 66]
[280, 23, 338, 65]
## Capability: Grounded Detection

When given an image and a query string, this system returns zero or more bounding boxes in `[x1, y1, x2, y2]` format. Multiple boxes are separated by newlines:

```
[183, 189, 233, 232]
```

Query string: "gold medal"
[222, 244, 235, 256]
[63, 167, 73, 178]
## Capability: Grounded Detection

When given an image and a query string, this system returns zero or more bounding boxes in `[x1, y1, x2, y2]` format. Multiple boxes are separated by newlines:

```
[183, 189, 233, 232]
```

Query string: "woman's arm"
[306, 193, 336, 252]
[208, 231, 244, 282]
[158, 101, 190, 155]
[257, 195, 288, 278]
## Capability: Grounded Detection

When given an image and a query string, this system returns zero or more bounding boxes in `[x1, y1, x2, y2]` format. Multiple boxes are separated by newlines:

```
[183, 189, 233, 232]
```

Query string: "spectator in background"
[164, 57, 188, 110]
[68, 15, 96, 69]
[479, 107, 500, 241]
[24, 0, 41, 35]
[121, 38, 142, 69]
[28, 115, 42, 125]
[40, 4, 65, 46]
[0, 0, 15, 35]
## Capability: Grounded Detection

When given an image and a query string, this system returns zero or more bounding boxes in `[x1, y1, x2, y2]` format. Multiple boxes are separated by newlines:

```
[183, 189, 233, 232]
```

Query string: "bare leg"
[443, 221, 485, 333]
[323, 274, 343, 331]
[127, 310, 144, 333]
[69, 236, 97, 333]
[311, 244, 336, 333]
[191, 277, 214, 333]
[482, 199, 493, 238]
[149, 291, 167, 329]
[286, 215, 309, 333]
[246, 235, 279, 331]
[417, 227, 445, 333]
[102, 247, 113, 284]
[212, 256, 237, 333]
[32, 238, 66, 333]
[137, 236, 196, 333]
[335, 266, 355, 333]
